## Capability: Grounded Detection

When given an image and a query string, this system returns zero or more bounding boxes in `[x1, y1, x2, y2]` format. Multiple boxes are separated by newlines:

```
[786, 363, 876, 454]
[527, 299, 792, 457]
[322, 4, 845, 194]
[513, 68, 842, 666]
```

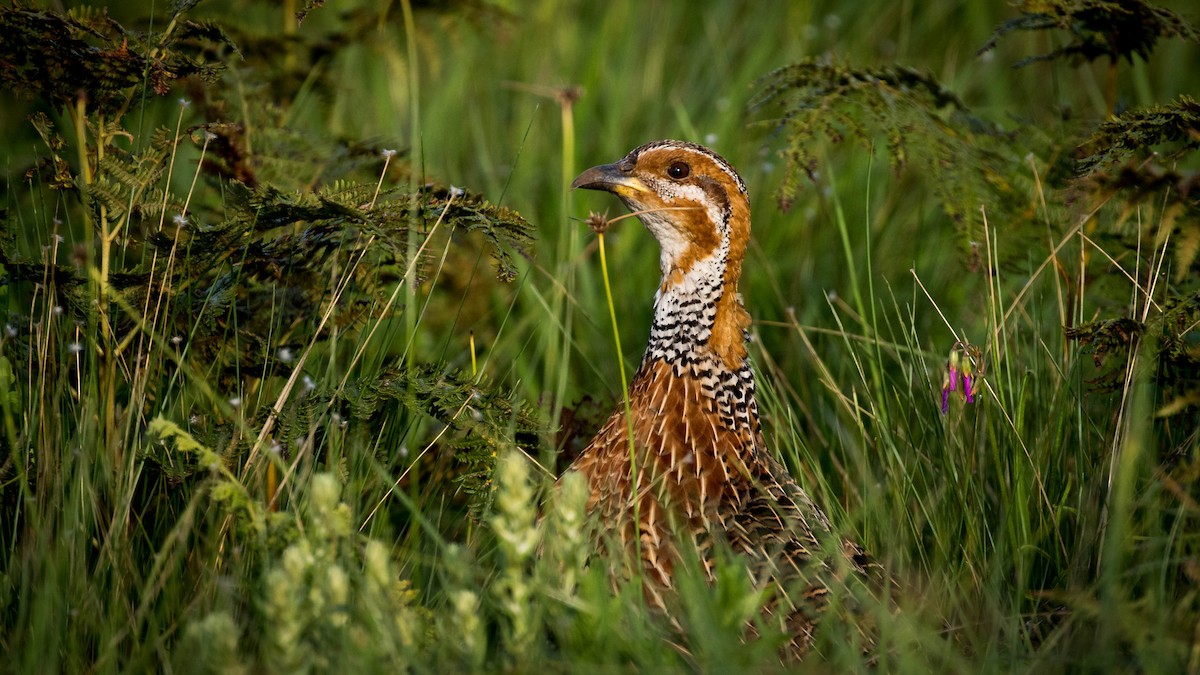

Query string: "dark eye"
[667, 161, 690, 180]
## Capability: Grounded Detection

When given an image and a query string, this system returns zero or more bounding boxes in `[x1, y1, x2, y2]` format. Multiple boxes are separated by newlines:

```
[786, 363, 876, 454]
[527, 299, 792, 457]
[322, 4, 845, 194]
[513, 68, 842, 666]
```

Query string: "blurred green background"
[2, 0, 1199, 672]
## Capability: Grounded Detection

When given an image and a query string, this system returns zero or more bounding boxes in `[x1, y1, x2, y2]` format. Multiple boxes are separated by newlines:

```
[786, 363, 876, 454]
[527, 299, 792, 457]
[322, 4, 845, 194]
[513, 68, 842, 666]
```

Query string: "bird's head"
[572, 140, 750, 292]
[573, 140, 754, 369]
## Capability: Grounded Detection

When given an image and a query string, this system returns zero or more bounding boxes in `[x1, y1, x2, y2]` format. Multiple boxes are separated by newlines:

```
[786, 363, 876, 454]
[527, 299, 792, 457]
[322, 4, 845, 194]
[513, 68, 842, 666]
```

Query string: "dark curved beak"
[571, 162, 648, 196]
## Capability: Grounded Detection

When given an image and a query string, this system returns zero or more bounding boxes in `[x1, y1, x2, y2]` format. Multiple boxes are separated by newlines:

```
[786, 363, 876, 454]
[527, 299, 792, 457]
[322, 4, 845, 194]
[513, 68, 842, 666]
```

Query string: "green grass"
[2, 0, 1199, 672]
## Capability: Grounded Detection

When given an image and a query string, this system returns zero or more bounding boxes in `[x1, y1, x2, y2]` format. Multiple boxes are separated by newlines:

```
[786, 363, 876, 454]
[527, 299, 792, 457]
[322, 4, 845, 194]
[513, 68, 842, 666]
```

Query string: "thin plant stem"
[594, 228, 643, 590]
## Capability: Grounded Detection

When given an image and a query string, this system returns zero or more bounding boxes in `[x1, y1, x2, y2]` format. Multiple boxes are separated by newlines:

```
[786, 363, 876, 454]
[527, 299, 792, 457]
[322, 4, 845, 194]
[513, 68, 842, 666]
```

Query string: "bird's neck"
[643, 252, 760, 434]
[646, 255, 723, 364]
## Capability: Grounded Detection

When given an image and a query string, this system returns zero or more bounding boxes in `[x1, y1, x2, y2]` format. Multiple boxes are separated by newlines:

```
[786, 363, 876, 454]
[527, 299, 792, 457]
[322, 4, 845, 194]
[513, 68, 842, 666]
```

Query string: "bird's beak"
[571, 162, 648, 197]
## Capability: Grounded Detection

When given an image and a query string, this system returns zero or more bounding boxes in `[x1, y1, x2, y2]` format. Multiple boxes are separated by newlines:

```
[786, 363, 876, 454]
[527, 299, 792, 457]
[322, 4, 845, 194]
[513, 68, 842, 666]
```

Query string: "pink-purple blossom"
[940, 344, 982, 413]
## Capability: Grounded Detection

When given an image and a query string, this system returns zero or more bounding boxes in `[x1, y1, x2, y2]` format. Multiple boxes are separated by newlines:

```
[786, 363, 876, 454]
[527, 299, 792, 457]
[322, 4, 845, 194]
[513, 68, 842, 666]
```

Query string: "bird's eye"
[667, 161, 690, 180]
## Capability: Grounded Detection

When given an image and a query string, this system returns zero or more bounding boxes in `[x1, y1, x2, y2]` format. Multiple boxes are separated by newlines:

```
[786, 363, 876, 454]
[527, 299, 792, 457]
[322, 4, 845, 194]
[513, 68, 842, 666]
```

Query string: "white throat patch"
[633, 182, 728, 279]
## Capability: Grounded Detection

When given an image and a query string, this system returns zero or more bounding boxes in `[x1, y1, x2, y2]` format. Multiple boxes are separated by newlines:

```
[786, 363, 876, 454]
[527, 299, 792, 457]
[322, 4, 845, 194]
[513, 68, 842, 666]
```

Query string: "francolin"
[567, 140, 875, 657]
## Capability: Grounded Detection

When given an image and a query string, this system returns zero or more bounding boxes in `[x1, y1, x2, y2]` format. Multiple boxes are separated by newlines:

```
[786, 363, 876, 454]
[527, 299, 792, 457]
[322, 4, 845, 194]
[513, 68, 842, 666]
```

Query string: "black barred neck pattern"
[643, 257, 760, 436]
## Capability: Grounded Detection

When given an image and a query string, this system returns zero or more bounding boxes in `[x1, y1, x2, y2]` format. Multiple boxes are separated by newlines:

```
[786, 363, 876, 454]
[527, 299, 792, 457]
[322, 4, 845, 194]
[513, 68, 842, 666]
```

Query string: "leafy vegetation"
[1, 0, 1198, 672]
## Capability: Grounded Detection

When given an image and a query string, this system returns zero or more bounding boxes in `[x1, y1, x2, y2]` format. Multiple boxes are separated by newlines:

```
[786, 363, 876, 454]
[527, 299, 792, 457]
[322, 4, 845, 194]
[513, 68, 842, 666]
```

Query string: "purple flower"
[940, 344, 982, 413]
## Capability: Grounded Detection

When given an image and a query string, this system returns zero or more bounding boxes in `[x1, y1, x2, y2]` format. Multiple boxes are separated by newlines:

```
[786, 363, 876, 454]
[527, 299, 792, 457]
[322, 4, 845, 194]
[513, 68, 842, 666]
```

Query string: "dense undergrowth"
[1, 0, 1198, 672]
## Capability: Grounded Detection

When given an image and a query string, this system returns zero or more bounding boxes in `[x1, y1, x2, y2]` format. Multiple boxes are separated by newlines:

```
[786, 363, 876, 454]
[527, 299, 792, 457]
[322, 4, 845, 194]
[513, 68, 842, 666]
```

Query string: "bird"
[565, 140, 877, 658]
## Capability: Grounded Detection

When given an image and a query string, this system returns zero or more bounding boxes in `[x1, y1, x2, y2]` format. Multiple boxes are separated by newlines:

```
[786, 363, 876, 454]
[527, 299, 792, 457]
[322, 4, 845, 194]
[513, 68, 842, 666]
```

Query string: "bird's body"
[567, 140, 872, 655]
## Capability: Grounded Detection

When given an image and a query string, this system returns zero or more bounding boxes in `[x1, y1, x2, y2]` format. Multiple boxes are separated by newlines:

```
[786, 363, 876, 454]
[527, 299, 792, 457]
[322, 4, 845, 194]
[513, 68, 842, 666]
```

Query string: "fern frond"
[979, 0, 1200, 67]
[753, 57, 1038, 260]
